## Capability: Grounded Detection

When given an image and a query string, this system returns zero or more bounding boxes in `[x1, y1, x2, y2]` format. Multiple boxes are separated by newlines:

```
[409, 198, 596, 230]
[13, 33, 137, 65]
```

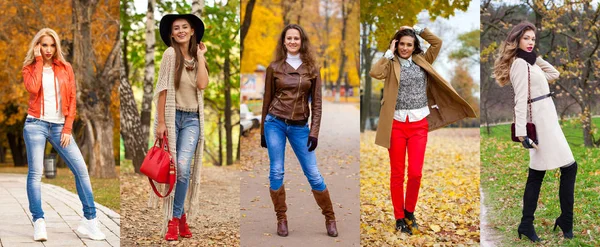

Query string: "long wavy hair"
[390, 28, 423, 58]
[274, 24, 316, 73]
[23, 28, 67, 67]
[493, 21, 536, 87]
[171, 18, 199, 90]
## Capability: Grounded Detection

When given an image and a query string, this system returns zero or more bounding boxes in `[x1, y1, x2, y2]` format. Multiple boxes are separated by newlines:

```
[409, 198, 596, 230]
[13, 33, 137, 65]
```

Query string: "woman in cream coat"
[493, 21, 577, 242]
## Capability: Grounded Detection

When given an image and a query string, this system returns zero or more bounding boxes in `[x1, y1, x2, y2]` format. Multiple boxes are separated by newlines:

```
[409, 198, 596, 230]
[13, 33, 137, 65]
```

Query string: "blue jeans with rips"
[172, 110, 200, 218]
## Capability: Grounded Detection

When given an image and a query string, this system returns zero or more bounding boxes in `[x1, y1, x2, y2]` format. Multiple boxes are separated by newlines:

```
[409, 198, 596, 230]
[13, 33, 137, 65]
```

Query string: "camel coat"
[369, 28, 477, 148]
[511, 57, 574, 170]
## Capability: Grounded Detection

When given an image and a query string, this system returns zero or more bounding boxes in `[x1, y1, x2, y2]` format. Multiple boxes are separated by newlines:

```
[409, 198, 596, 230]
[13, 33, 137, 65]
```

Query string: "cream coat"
[511, 57, 574, 170]
[369, 28, 477, 148]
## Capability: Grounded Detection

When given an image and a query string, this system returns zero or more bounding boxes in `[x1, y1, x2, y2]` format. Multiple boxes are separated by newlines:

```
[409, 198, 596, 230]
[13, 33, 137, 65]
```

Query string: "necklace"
[184, 58, 196, 71]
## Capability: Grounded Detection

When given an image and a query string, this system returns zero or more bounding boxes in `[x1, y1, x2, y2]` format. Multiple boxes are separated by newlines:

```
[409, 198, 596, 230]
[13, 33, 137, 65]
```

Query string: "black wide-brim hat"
[159, 14, 205, 47]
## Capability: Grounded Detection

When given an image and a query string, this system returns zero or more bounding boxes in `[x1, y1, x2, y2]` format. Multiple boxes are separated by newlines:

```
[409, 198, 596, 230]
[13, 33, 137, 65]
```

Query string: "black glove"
[521, 136, 535, 149]
[307, 136, 318, 152]
[261, 135, 267, 148]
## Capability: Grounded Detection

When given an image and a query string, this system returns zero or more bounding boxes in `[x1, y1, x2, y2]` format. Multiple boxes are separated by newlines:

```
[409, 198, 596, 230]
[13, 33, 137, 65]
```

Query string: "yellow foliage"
[241, 0, 360, 87]
[360, 129, 480, 245]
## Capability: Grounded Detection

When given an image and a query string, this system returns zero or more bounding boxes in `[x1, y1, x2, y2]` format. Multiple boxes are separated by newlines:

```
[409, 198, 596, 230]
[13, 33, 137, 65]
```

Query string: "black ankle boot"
[517, 224, 541, 242]
[395, 219, 411, 235]
[403, 209, 418, 234]
[554, 217, 574, 239]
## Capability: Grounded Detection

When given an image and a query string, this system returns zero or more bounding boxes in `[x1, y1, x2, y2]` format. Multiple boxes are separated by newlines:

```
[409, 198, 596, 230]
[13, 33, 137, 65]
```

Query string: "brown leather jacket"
[261, 60, 322, 138]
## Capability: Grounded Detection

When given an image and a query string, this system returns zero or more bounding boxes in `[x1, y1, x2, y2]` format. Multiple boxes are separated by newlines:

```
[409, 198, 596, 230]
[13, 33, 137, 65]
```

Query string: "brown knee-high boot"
[270, 185, 288, 236]
[312, 188, 338, 237]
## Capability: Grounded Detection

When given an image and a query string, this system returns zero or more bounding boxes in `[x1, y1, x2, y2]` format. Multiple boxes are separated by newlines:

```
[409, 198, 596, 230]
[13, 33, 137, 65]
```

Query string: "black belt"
[528, 92, 554, 104]
[273, 115, 307, 126]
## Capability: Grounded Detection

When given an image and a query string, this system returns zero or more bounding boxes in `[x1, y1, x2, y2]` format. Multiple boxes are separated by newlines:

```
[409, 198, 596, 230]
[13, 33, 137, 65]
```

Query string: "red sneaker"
[179, 214, 192, 238]
[164, 218, 179, 241]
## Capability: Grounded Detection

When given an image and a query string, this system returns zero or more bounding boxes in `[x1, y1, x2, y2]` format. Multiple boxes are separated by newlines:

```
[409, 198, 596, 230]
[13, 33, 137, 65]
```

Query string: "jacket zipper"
[269, 92, 282, 111]
[291, 75, 302, 119]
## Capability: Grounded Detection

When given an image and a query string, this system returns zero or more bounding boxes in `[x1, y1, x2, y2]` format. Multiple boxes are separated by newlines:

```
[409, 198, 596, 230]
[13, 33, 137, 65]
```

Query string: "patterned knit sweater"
[396, 63, 428, 110]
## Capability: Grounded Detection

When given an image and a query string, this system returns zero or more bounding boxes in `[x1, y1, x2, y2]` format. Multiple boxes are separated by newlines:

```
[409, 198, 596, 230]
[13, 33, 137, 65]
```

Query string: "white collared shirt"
[393, 106, 430, 122]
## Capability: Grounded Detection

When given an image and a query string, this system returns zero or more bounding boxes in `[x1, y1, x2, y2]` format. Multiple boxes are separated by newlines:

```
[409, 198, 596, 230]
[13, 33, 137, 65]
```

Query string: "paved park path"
[240, 101, 361, 246]
[0, 173, 120, 247]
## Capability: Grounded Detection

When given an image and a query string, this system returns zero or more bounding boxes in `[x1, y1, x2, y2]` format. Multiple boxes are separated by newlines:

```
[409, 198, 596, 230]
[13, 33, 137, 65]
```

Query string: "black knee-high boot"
[555, 162, 577, 239]
[518, 168, 546, 242]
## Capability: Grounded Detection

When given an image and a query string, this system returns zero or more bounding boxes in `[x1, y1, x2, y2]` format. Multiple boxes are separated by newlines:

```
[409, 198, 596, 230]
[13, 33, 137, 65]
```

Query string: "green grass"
[0, 166, 120, 213]
[480, 118, 600, 246]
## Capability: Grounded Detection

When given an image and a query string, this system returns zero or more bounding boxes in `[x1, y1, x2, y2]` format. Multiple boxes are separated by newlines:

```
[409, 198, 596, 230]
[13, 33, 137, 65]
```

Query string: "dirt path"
[240, 101, 361, 246]
[120, 165, 240, 246]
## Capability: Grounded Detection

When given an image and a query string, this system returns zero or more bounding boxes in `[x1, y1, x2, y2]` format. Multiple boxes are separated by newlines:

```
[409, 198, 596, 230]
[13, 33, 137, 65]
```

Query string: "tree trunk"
[72, 0, 117, 178]
[140, 0, 156, 150]
[218, 115, 223, 166]
[240, 0, 257, 60]
[360, 22, 373, 132]
[122, 30, 132, 160]
[335, 0, 350, 103]
[224, 53, 233, 165]
[0, 144, 6, 163]
[192, 0, 205, 17]
[7, 131, 27, 167]
[120, 46, 147, 173]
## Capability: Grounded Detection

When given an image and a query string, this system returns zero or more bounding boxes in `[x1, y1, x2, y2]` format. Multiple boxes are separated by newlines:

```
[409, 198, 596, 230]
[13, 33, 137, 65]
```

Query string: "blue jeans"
[23, 118, 96, 221]
[172, 110, 200, 218]
[264, 114, 326, 191]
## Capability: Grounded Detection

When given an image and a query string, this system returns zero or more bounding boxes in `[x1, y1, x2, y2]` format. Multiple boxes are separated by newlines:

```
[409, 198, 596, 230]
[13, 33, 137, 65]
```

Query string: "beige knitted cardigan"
[149, 47, 205, 234]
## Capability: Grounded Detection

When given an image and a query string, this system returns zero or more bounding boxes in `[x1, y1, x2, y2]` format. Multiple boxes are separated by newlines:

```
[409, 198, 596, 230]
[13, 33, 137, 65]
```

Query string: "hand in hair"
[197, 42, 207, 58]
[389, 39, 397, 53]
[399, 26, 413, 31]
[34, 44, 41, 57]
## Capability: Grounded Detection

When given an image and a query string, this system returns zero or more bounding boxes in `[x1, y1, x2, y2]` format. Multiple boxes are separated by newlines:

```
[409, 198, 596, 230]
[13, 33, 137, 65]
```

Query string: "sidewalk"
[240, 101, 361, 246]
[0, 173, 120, 247]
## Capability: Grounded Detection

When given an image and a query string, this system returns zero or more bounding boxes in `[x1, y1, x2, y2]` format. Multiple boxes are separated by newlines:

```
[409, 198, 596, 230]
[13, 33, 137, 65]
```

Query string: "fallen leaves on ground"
[360, 129, 480, 246]
[120, 165, 240, 246]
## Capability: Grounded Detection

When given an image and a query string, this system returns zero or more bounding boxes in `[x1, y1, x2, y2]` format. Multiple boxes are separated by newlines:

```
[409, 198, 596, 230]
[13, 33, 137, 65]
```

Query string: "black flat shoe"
[517, 228, 542, 242]
[395, 219, 411, 235]
[554, 218, 574, 239]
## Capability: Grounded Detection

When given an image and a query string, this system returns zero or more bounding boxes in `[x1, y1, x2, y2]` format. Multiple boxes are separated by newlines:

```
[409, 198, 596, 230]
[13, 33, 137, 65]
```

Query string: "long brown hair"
[390, 29, 423, 58]
[493, 21, 536, 87]
[171, 18, 198, 90]
[274, 24, 316, 73]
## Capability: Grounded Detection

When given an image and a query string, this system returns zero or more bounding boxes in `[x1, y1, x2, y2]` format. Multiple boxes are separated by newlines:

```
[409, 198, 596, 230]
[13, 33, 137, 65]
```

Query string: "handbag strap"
[512, 64, 533, 123]
[147, 161, 176, 198]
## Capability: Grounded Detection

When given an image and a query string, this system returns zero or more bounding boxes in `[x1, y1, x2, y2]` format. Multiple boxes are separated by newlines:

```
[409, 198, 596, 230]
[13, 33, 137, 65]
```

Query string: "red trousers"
[388, 118, 428, 219]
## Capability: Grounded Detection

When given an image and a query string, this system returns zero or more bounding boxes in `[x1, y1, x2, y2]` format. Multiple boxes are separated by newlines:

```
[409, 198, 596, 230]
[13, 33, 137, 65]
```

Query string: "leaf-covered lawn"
[481, 119, 600, 246]
[360, 128, 480, 246]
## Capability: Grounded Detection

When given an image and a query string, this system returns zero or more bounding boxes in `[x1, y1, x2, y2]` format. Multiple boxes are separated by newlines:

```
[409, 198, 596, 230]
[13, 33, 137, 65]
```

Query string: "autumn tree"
[72, 0, 119, 178]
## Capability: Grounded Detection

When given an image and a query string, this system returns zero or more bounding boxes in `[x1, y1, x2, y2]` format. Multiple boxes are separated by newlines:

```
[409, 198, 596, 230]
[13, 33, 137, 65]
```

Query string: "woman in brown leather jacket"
[260, 24, 337, 238]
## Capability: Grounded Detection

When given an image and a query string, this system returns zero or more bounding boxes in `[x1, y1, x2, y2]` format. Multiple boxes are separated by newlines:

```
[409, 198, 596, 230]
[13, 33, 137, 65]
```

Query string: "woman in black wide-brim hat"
[150, 13, 209, 241]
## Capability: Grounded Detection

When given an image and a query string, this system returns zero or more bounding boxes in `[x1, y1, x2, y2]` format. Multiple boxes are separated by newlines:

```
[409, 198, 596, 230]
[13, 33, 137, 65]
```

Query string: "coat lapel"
[392, 58, 401, 85]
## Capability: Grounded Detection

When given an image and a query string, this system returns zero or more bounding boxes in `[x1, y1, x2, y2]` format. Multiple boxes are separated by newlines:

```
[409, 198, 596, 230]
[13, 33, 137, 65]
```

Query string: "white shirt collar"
[398, 56, 413, 68]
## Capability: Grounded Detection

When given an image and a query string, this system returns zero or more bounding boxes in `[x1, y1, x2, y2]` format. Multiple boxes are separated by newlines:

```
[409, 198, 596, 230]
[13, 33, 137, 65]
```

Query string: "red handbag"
[140, 134, 176, 198]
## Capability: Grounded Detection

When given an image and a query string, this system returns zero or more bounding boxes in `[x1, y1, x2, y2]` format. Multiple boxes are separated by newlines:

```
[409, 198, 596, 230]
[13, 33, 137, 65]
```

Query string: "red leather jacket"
[22, 57, 77, 134]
